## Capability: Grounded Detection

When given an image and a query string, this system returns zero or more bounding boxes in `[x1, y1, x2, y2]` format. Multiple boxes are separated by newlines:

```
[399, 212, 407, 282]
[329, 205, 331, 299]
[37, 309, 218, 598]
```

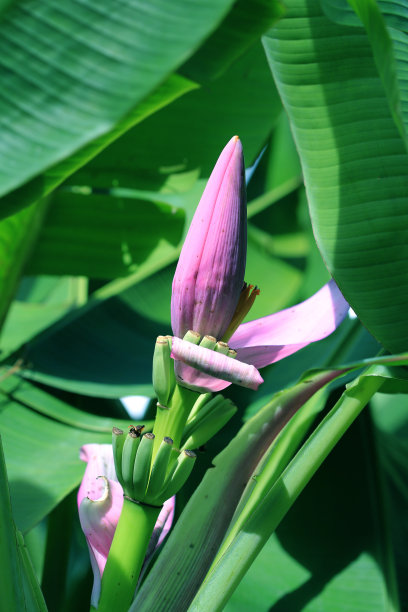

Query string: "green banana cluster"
[180, 393, 237, 451]
[112, 426, 196, 506]
[183, 330, 238, 359]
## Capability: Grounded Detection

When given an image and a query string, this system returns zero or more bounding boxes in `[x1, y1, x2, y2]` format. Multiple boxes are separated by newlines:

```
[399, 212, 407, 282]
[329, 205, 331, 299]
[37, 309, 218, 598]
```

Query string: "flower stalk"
[96, 498, 161, 612]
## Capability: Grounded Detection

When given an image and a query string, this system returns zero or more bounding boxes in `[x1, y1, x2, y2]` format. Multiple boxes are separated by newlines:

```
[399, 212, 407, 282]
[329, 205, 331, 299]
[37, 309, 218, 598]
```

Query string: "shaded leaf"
[0, 390, 110, 532]
[0, 276, 87, 357]
[225, 412, 395, 612]
[181, 0, 285, 82]
[0, 374, 141, 432]
[28, 191, 185, 278]
[66, 43, 282, 192]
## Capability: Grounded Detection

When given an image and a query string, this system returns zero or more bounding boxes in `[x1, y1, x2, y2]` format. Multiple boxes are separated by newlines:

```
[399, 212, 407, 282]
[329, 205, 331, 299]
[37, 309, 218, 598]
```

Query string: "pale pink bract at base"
[77, 444, 175, 607]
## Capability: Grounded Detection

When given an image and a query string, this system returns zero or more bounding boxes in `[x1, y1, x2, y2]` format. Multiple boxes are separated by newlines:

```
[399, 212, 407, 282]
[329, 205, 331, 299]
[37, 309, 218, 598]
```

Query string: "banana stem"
[95, 498, 160, 612]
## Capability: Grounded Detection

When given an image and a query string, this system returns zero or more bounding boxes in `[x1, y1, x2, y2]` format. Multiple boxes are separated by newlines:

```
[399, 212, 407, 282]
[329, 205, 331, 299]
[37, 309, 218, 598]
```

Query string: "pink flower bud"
[170, 138, 350, 392]
[171, 136, 246, 340]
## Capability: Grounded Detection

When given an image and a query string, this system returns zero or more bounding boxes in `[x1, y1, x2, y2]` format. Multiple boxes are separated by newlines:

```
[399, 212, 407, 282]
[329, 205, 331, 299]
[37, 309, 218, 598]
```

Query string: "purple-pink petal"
[174, 361, 232, 393]
[229, 280, 349, 369]
[171, 337, 263, 391]
[156, 496, 175, 547]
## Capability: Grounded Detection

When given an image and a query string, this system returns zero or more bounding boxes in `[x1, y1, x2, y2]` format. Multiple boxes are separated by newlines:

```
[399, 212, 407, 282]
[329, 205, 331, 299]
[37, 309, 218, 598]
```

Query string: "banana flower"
[170, 137, 349, 392]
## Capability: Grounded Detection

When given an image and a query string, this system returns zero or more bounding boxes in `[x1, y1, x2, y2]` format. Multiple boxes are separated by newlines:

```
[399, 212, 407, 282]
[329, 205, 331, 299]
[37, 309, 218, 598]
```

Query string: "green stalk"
[96, 498, 161, 612]
[152, 384, 197, 458]
[218, 388, 328, 555]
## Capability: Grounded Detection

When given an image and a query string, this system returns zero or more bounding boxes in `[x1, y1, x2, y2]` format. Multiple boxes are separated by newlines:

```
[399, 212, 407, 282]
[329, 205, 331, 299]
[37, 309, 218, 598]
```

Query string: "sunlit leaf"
[263, 0, 408, 353]
[0, 0, 235, 211]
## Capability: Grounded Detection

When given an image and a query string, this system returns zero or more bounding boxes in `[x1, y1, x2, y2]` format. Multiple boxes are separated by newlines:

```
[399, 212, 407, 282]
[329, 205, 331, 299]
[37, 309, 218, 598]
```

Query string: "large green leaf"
[0, 0, 236, 210]
[65, 43, 282, 192]
[323, 0, 408, 146]
[0, 75, 195, 219]
[263, 0, 408, 353]
[0, 385, 111, 532]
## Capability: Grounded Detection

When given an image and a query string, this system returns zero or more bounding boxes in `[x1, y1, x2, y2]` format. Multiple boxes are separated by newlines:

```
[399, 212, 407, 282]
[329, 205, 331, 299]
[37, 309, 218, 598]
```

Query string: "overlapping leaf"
[65, 43, 283, 193]
[132, 356, 408, 611]
[263, 0, 408, 353]
[0, 0, 237, 213]
[0, 375, 113, 532]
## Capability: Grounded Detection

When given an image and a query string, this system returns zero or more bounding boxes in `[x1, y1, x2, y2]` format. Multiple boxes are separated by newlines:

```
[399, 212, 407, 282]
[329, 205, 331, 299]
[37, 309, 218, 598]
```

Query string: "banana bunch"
[112, 426, 196, 506]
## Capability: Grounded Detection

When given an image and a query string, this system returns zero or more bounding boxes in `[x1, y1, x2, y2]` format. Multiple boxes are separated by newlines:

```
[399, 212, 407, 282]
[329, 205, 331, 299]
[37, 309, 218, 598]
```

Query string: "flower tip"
[231, 135, 242, 152]
[224, 135, 242, 157]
